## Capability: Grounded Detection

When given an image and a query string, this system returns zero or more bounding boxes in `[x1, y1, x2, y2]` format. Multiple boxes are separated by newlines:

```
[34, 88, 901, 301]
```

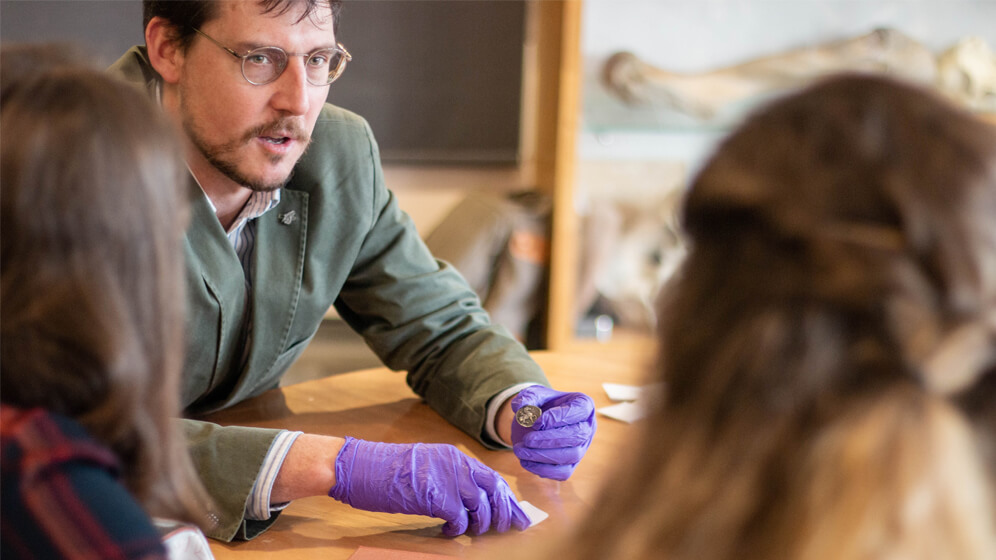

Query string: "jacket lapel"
[187, 183, 245, 286]
[244, 189, 310, 392]
[184, 181, 249, 402]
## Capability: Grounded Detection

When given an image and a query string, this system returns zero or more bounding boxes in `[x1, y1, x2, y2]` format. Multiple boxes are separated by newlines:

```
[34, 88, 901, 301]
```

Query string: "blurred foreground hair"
[557, 74, 996, 559]
[0, 46, 212, 527]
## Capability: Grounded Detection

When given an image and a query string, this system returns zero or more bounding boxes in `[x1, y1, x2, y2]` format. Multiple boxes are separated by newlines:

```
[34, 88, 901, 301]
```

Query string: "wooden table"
[202, 345, 654, 559]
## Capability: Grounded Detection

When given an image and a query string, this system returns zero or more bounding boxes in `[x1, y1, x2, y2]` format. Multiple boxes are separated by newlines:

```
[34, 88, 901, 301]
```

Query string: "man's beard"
[182, 111, 311, 192]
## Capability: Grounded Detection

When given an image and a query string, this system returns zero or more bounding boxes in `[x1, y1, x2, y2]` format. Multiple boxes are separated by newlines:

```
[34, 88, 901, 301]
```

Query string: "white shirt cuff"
[484, 383, 542, 448]
[245, 430, 302, 520]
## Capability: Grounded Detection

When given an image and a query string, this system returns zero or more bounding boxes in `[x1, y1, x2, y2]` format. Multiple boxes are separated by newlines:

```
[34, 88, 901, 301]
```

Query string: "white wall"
[583, 0, 996, 73]
[578, 0, 996, 171]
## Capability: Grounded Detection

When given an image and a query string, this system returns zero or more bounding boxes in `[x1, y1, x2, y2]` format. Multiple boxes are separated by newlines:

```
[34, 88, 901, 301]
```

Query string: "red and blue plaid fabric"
[1, 406, 167, 559]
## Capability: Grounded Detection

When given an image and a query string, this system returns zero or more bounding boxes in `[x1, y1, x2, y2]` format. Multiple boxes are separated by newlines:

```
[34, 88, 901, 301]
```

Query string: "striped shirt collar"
[198, 182, 282, 236]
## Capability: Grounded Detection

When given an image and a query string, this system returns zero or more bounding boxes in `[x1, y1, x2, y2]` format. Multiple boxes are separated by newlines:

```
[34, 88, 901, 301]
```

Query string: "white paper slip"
[518, 500, 549, 527]
[154, 519, 214, 560]
[597, 401, 647, 423]
[602, 382, 665, 402]
[602, 382, 643, 401]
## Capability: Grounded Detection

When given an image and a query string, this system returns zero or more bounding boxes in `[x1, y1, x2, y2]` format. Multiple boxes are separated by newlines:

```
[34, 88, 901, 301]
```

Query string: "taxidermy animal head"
[586, 188, 687, 330]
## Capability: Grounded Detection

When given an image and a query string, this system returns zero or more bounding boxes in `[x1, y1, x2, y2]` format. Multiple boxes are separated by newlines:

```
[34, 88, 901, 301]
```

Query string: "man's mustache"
[242, 118, 310, 143]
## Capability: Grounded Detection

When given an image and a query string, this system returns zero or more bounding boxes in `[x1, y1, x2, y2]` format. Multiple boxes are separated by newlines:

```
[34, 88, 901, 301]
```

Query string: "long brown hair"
[558, 75, 996, 559]
[0, 52, 212, 527]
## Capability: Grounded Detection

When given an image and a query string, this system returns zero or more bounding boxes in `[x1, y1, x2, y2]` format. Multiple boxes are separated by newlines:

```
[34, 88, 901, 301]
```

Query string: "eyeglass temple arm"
[192, 27, 244, 60]
[337, 43, 352, 62]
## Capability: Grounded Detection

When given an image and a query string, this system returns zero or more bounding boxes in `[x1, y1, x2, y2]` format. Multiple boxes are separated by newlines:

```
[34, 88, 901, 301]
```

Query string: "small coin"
[515, 405, 542, 428]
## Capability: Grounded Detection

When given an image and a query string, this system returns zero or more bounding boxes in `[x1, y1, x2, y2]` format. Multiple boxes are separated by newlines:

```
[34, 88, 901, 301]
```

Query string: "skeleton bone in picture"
[603, 28, 996, 119]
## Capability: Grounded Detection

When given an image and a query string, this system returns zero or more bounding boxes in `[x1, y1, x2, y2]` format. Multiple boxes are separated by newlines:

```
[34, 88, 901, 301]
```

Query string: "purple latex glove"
[328, 437, 530, 536]
[510, 385, 596, 481]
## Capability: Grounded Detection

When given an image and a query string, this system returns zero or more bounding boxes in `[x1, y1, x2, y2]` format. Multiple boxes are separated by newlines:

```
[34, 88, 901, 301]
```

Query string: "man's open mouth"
[262, 136, 290, 145]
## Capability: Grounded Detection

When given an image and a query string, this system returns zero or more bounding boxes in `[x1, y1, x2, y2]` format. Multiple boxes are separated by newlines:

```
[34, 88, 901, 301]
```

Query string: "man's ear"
[145, 16, 183, 84]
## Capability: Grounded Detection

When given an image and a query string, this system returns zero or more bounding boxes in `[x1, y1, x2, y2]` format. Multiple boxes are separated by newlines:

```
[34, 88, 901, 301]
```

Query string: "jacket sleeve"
[181, 419, 283, 541]
[331, 120, 550, 448]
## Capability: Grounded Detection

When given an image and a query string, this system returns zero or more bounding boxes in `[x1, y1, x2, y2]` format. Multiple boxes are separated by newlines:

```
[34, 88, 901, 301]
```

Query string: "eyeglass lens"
[242, 47, 348, 86]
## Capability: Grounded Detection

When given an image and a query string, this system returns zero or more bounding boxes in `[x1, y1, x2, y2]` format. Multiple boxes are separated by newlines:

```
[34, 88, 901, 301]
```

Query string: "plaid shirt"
[1, 406, 167, 559]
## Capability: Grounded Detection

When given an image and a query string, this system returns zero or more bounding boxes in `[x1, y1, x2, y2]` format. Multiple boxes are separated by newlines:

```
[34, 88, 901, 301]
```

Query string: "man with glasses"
[109, 0, 596, 542]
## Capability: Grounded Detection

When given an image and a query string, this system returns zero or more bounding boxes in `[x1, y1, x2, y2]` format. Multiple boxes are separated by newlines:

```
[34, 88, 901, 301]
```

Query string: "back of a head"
[661, 74, 996, 558]
[552, 75, 996, 560]
[668, 73, 996, 419]
[0, 48, 207, 524]
[554, 388, 994, 560]
[0, 43, 88, 97]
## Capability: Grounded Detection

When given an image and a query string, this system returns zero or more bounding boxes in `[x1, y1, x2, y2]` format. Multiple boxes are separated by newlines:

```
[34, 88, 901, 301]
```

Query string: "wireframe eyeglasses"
[193, 27, 352, 86]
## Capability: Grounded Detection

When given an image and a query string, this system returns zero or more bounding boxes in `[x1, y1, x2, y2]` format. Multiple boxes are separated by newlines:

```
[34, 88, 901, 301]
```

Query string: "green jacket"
[109, 47, 549, 542]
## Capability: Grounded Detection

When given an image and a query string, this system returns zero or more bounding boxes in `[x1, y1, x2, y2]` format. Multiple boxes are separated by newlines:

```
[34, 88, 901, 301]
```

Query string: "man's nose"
[270, 58, 311, 115]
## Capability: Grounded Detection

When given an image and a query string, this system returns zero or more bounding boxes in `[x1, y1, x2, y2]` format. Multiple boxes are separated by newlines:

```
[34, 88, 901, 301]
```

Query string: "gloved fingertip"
[511, 442, 528, 460]
[521, 459, 576, 481]
[441, 520, 466, 537]
[509, 389, 529, 409]
[490, 496, 512, 533]
[544, 463, 576, 481]
[512, 384, 551, 408]
[511, 503, 531, 531]
[467, 508, 490, 536]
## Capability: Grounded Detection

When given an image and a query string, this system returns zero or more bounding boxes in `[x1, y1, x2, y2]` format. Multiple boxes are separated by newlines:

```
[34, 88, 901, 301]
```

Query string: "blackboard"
[0, 0, 525, 163]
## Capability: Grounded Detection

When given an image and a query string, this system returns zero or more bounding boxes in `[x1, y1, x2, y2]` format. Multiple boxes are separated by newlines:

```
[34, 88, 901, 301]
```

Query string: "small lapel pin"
[279, 210, 297, 225]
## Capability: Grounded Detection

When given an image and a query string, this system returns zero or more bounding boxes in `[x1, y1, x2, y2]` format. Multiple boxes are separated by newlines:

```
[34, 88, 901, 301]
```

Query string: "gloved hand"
[328, 437, 530, 536]
[510, 386, 596, 481]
